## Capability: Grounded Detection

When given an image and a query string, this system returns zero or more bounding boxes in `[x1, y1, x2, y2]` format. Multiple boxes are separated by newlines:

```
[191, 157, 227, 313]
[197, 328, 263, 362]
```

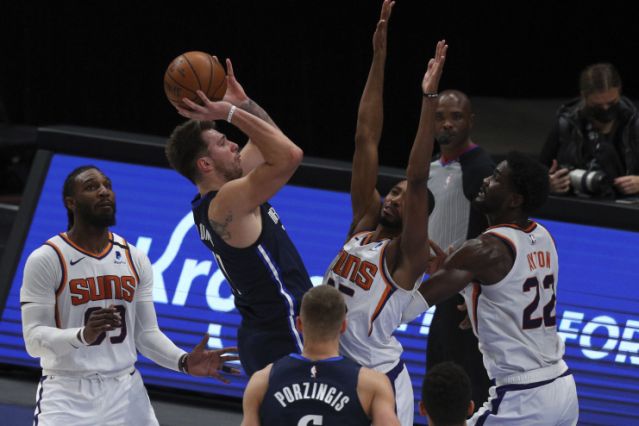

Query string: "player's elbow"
[280, 145, 303, 173]
[23, 328, 47, 358]
[288, 145, 304, 166]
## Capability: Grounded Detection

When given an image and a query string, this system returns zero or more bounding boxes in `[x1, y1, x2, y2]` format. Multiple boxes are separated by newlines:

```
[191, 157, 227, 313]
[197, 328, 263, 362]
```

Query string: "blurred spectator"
[540, 63, 639, 197]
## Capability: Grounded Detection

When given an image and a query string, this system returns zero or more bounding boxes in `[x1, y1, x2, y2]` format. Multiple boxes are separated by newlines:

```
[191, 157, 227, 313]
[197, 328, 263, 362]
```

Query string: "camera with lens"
[562, 165, 614, 197]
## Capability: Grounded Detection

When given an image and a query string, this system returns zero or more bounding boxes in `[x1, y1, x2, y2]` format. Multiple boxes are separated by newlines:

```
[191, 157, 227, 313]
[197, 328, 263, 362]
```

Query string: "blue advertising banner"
[0, 154, 637, 425]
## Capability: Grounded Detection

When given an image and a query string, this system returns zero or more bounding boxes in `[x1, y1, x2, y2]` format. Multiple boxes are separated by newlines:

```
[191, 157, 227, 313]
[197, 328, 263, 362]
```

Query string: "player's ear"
[418, 401, 427, 417]
[295, 316, 303, 333]
[340, 319, 347, 334]
[467, 400, 475, 416]
[509, 192, 524, 210]
[64, 196, 75, 211]
[196, 156, 212, 174]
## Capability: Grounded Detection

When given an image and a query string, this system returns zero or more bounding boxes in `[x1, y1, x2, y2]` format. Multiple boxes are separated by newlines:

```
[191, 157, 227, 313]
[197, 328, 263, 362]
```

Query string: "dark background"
[1, 1, 637, 168]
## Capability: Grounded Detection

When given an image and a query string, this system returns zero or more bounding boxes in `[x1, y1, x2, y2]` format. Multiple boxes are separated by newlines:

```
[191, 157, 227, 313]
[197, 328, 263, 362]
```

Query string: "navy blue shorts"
[237, 326, 301, 377]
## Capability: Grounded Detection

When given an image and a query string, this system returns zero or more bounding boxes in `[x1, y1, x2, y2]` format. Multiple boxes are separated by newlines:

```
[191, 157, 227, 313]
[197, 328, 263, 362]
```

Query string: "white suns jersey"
[323, 232, 421, 373]
[20, 232, 154, 375]
[461, 222, 565, 380]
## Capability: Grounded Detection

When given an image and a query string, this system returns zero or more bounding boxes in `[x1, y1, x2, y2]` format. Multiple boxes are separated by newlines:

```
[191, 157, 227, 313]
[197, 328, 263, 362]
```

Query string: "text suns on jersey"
[69, 274, 137, 305]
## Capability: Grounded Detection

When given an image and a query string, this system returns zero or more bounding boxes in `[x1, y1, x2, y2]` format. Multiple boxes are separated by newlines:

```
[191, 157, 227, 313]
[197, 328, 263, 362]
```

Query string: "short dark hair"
[506, 151, 549, 214]
[166, 120, 217, 184]
[580, 63, 622, 97]
[422, 362, 471, 425]
[62, 165, 101, 230]
[300, 285, 346, 340]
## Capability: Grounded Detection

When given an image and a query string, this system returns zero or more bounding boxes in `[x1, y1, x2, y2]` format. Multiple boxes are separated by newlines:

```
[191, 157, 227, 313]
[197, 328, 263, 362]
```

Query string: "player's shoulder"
[26, 238, 64, 264]
[357, 366, 393, 400]
[447, 236, 507, 269]
[357, 365, 388, 386]
[112, 233, 149, 262]
[249, 363, 273, 388]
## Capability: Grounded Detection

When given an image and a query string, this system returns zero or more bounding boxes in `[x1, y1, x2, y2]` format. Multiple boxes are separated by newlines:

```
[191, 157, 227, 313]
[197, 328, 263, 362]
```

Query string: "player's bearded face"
[474, 162, 510, 214]
[213, 154, 243, 181]
[380, 182, 405, 230]
[76, 197, 116, 228]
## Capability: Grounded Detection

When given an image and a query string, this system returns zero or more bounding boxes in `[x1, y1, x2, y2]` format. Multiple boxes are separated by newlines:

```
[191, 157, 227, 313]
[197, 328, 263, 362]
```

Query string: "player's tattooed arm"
[239, 99, 279, 130]
[209, 213, 233, 241]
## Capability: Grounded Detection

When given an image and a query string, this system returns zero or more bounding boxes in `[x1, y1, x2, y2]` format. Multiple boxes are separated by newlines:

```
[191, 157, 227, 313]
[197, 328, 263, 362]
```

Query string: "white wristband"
[77, 327, 90, 346]
[226, 105, 237, 123]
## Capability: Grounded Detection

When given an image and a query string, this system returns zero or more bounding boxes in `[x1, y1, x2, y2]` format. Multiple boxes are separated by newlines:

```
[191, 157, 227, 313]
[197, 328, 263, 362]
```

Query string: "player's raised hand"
[177, 91, 234, 122]
[186, 334, 241, 383]
[220, 58, 249, 106]
[372, 0, 394, 53]
[83, 304, 121, 344]
[421, 40, 448, 95]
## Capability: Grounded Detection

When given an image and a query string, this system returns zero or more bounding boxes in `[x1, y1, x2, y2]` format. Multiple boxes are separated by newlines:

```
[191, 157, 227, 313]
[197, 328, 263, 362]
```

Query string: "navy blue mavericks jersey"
[191, 191, 313, 330]
[260, 354, 370, 426]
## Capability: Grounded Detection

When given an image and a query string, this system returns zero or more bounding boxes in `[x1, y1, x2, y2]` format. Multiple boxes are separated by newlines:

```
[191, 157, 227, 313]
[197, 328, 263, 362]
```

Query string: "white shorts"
[468, 371, 579, 426]
[386, 361, 414, 426]
[32, 369, 159, 426]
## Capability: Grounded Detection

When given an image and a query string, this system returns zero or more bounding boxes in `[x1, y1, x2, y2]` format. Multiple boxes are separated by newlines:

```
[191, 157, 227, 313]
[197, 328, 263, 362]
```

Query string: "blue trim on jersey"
[256, 244, 303, 352]
[33, 375, 47, 425]
[477, 369, 573, 425]
[289, 353, 344, 363]
[191, 193, 206, 208]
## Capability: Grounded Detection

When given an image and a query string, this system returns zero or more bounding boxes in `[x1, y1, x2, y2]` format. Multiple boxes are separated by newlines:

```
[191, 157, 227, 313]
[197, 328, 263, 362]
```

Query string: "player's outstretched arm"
[418, 235, 512, 306]
[241, 365, 272, 426]
[135, 302, 239, 382]
[350, 0, 394, 236]
[389, 40, 447, 290]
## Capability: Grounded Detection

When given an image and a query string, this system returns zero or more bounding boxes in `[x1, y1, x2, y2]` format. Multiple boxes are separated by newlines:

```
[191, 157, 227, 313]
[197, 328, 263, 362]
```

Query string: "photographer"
[540, 63, 639, 197]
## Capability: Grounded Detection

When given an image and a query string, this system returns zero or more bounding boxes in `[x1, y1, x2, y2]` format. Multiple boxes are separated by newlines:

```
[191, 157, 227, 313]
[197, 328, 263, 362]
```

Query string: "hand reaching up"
[421, 40, 448, 95]
[219, 57, 249, 106]
[372, 0, 395, 54]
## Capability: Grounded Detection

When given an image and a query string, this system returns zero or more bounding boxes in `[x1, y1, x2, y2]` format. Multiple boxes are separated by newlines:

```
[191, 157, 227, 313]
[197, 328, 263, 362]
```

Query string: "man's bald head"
[434, 90, 474, 150]
[438, 90, 472, 114]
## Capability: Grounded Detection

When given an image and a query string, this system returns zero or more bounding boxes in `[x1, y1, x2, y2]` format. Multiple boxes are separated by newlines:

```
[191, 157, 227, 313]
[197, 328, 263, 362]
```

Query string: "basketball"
[164, 51, 227, 108]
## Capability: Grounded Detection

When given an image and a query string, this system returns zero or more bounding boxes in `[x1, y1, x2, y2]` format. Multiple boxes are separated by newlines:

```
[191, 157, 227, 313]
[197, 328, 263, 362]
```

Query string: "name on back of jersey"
[527, 250, 552, 272]
[198, 223, 214, 247]
[273, 381, 350, 411]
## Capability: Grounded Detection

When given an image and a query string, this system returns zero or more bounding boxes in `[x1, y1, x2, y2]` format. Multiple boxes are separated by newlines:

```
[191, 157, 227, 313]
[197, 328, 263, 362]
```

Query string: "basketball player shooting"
[20, 166, 239, 425]
[166, 59, 313, 377]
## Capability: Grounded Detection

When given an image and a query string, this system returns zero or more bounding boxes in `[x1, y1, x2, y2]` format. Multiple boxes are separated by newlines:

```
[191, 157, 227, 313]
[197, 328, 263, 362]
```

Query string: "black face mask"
[585, 102, 620, 123]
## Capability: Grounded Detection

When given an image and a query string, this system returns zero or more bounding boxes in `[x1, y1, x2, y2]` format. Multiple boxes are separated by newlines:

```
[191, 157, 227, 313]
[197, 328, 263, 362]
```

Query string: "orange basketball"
[163, 51, 227, 108]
